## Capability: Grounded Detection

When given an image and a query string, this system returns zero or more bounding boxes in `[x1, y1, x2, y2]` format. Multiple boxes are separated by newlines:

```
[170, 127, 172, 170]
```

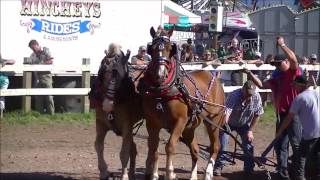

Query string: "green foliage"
[1, 110, 95, 125]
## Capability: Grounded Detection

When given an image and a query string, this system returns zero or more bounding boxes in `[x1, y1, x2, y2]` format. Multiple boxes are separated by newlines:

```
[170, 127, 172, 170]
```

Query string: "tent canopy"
[163, 0, 201, 29]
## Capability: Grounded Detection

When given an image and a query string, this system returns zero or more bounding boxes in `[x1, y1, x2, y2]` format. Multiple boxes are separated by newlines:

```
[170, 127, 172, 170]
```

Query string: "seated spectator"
[131, 46, 151, 65]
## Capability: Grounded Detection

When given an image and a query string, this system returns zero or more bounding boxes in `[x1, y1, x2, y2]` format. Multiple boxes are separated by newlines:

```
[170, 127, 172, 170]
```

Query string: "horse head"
[98, 43, 130, 112]
[146, 27, 177, 87]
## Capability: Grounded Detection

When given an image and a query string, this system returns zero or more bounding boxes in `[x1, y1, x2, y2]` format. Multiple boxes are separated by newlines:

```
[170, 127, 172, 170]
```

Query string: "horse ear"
[124, 50, 131, 62]
[167, 29, 174, 38]
[150, 27, 156, 38]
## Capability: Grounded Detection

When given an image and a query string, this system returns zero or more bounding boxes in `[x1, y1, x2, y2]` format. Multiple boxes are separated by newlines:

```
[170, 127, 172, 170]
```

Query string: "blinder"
[147, 36, 177, 58]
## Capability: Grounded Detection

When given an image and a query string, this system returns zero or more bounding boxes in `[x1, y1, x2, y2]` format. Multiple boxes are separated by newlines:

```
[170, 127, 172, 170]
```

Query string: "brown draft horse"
[140, 27, 225, 180]
[90, 43, 143, 180]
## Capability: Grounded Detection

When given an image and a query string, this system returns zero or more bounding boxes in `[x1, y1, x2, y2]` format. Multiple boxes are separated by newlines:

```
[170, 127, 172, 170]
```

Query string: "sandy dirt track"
[1, 121, 281, 180]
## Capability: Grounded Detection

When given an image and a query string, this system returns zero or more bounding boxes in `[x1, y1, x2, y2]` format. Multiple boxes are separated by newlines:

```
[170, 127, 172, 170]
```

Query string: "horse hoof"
[166, 173, 176, 180]
[100, 172, 113, 180]
[144, 174, 159, 180]
[121, 174, 129, 180]
[204, 173, 213, 180]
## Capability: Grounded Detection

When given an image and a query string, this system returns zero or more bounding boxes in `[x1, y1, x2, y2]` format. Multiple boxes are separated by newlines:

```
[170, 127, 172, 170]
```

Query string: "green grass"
[260, 104, 277, 123]
[1, 110, 95, 125]
[1, 104, 277, 125]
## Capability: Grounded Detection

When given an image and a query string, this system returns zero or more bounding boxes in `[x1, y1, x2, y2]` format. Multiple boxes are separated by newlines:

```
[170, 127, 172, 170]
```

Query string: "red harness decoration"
[143, 58, 180, 101]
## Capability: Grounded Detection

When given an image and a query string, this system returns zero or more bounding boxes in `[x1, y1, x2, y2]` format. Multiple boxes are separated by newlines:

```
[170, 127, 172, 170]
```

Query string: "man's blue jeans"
[275, 111, 302, 178]
[215, 124, 255, 172]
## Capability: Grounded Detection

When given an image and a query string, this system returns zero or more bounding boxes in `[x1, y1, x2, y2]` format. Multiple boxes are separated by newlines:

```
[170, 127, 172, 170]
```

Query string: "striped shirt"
[226, 88, 264, 127]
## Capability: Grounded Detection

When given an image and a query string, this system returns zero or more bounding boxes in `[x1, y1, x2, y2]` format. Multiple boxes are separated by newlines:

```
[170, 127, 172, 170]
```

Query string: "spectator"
[217, 41, 227, 58]
[181, 43, 194, 62]
[131, 46, 151, 65]
[243, 47, 255, 60]
[275, 75, 320, 180]
[310, 54, 319, 65]
[308, 54, 320, 86]
[227, 38, 241, 55]
[0, 54, 15, 115]
[28, 39, 55, 115]
[187, 38, 197, 54]
[202, 50, 212, 61]
[213, 80, 264, 177]
[246, 36, 302, 180]
[300, 56, 310, 65]
[211, 49, 218, 60]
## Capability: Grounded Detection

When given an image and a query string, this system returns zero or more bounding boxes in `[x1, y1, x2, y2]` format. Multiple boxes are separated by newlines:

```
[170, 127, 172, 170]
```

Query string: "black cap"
[243, 80, 256, 95]
[293, 75, 308, 86]
[270, 54, 288, 65]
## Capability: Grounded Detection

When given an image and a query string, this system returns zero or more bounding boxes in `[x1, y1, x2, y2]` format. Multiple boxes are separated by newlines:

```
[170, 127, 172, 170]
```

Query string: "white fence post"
[81, 58, 90, 113]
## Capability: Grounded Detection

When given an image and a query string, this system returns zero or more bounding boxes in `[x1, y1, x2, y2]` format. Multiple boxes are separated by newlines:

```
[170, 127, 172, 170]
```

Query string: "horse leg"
[95, 119, 110, 180]
[165, 119, 187, 180]
[129, 141, 137, 180]
[145, 124, 161, 180]
[182, 129, 199, 180]
[204, 115, 222, 180]
[120, 123, 134, 180]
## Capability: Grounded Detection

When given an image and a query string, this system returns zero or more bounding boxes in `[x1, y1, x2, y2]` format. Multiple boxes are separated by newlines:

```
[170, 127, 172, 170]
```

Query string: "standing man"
[246, 37, 302, 179]
[28, 40, 55, 115]
[213, 80, 264, 176]
[275, 75, 320, 180]
[130, 45, 151, 65]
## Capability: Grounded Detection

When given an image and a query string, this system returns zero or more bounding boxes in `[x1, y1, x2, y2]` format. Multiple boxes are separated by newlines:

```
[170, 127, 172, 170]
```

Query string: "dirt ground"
[0, 120, 281, 180]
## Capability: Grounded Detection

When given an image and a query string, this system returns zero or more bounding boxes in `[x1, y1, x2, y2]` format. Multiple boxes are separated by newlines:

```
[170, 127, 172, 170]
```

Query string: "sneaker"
[213, 167, 222, 176]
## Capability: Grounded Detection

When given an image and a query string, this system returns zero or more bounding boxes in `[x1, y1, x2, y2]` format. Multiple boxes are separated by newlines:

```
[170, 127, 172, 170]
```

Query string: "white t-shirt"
[290, 89, 320, 140]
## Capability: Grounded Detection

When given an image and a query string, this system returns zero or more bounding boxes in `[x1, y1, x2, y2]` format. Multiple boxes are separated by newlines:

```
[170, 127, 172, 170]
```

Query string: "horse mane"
[155, 26, 169, 38]
[106, 43, 122, 58]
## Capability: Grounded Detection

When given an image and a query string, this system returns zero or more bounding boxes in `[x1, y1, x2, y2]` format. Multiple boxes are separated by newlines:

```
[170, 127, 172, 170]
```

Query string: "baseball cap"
[139, 46, 147, 51]
[310, 54, 317, 60]
[293, 75, 308, 86]
[270, 54, 288, 66]
[243, 80, 256, 95]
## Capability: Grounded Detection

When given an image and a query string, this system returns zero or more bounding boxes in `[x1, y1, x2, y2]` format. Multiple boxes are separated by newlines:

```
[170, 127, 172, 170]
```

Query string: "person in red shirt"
[244, 36, 302, 180]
